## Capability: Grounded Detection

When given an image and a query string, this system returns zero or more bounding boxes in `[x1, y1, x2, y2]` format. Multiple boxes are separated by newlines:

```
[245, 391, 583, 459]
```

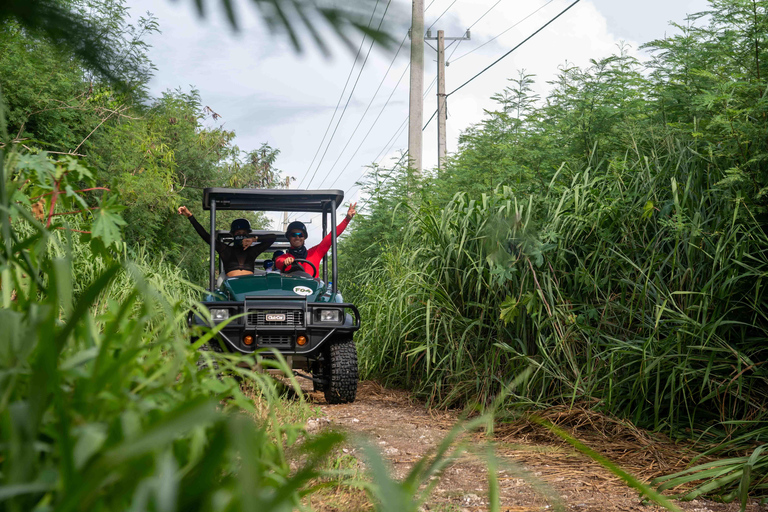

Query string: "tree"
[644, 0, 768, 204]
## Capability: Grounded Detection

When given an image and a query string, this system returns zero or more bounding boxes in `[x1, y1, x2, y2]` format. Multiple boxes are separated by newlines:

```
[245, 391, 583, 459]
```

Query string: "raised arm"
[309, 202, 357, 257]
[179, 206, 216, 247]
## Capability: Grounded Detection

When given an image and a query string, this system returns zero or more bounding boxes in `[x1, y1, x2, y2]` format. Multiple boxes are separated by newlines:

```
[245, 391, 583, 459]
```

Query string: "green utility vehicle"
[188, 188, 360, 403]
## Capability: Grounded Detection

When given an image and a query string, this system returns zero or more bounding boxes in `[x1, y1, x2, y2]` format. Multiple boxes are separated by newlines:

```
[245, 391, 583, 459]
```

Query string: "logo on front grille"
[265, 313, 286, 322]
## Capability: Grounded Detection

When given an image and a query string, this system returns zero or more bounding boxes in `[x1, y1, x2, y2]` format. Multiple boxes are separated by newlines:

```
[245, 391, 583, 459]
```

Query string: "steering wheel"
[284, 258, 318, 278]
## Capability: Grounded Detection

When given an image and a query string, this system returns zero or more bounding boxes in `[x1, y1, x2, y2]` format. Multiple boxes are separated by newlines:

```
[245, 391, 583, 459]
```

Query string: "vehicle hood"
[220, 273, 328, 302]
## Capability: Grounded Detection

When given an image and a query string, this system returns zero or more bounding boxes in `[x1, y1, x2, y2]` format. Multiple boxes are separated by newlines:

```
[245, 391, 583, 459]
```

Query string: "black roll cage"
[203, 188, 345, 296]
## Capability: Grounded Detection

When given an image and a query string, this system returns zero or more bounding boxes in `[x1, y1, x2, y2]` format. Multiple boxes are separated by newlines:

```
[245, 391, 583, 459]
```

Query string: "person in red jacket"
[277, 202, 356, 277]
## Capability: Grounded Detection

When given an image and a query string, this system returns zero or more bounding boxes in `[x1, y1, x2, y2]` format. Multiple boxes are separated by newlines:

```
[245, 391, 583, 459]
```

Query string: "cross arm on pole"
[425, 29, 470, 41]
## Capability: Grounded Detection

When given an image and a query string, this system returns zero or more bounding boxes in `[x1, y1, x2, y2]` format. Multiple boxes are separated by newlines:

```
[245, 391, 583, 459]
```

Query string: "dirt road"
[301, 381, 763, 512]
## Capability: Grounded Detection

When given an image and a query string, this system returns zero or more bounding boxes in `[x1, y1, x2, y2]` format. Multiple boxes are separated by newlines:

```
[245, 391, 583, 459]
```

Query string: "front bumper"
[188, 297, 361, 355]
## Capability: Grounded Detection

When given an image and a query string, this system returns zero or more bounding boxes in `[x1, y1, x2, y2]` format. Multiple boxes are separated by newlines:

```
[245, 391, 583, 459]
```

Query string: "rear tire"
[323, 339, 358, 404]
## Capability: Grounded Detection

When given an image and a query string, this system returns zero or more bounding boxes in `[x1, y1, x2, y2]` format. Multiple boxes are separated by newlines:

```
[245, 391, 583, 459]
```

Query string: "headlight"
[210, 309, 230, 321]
[319, 309, 341, 322]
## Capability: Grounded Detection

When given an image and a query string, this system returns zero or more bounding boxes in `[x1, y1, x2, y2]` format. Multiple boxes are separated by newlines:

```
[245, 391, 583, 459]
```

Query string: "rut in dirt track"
[300, 381, 763, 512]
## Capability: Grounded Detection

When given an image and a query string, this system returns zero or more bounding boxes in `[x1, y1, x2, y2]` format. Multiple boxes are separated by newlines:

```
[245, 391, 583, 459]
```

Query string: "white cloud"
[124, 0, 702, 233]
[421, 0, 642, 171]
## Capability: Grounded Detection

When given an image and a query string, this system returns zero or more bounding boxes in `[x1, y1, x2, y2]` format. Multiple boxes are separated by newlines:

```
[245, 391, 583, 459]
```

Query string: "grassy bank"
[346, 141, 768, 501]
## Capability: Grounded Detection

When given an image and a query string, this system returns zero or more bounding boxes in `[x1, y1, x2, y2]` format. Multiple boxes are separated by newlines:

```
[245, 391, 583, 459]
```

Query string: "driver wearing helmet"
[178, 206, 276, 277]
[276, 202, 356, 277]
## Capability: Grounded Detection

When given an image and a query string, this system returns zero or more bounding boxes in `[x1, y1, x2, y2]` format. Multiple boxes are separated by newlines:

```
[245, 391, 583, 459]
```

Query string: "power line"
[423, 109, 437, 130]
[467, 0, 502, 30]
[342, 116, 408, 206]
[345, 82, 432, 210]
[327, 61, 411, 188]
[367, 73, 435, 167]
[419, 5, 480, 137]
[451, 0, 556, 63]
[301, 0, 395, 190]
[352, 1, 582, 210]
[303, 0, 395, 190]
[357, 1, 576, 207]
[307, 0, 452, 201]
[373, 115, 409, 164]
[345, 2, 487, 195]
[368, 121, 409, 179]
[425, 74, 438, 97]
[448, 0, 581, 97]
[329, 41, 442, 198]
[298, 0, 383, 188]
[426, 0, 459, 32]
[300, 34, 412, 216]
[352, 151, 409, 211]
[315, 32, 409, 189]
[301, 0, 440, 193]
[447, 36, 465, 61]
[300, 0, 443, 223]
[382, 119, 411, 163]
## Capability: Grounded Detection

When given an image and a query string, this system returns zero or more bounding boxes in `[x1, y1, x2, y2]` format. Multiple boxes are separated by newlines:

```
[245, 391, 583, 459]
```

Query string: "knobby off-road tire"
[323, 339, 358, 404]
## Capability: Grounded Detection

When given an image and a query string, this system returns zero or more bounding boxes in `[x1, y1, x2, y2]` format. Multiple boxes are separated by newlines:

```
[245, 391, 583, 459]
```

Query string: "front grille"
[247, 309, 304, 327]
[259, 335, 292, 347]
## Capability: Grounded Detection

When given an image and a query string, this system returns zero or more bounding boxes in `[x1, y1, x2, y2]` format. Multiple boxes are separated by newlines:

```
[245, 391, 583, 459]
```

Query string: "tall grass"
[348, 141, 768, 501]
[0, 217, 351, 510]
[2, 152, 536, 512]
[0, 149, 363, 510]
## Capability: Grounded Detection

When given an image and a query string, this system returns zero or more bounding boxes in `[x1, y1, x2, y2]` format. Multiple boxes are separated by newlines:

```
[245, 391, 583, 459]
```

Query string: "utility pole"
[425, 29, 470, 171]
[282, 176, 289, 231]
[437, 30, 446, 167]
[408, 0, 424, 175]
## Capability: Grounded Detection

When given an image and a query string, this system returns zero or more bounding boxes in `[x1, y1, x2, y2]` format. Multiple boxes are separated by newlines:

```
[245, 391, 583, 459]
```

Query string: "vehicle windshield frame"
[204, 187, 342, 295]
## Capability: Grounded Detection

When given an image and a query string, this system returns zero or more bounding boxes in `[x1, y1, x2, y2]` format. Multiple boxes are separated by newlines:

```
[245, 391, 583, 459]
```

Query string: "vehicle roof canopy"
[203, 188, 344, 213]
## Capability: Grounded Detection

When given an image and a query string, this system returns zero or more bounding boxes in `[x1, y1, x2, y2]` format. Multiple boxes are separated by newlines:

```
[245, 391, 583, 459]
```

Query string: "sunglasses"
[289, 232, 305, 238]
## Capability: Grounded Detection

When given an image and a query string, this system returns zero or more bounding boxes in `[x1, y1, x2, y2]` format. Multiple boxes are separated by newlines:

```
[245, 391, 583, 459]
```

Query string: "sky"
[124, 0, 709, 231]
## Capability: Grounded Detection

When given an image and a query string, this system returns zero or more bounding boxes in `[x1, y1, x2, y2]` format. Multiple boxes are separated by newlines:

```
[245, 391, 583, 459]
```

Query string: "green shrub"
[348, 143, 768, 502]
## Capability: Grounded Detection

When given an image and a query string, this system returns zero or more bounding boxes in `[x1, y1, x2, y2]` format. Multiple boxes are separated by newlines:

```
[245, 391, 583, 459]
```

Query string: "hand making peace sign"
[346, 202, 357, 220]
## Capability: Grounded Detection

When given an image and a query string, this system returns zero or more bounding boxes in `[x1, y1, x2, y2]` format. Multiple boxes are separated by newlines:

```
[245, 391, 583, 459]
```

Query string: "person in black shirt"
[178, 206, 276, 277]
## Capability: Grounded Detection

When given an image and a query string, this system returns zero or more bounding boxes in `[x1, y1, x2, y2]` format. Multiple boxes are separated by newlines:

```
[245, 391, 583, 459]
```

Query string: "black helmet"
[285, 220, 308, 239]
[230, 218, 251, 233]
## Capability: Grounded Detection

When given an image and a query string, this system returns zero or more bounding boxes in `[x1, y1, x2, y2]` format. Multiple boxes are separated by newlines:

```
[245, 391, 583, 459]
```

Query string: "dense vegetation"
[3, 0, 767, 507]
[342, 0, 768, 503]
[0, 1, 461, 511]
[0, 1, 334, 509]
[0, 4, 284, 283]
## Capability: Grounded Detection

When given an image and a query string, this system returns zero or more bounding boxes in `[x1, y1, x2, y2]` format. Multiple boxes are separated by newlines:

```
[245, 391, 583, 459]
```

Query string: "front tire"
[323, 339, 358, 404]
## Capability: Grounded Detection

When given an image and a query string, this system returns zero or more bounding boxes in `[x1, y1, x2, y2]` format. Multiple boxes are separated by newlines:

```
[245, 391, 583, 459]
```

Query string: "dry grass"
[305, 485, 373, 512]
[495, 404, 706, 487]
